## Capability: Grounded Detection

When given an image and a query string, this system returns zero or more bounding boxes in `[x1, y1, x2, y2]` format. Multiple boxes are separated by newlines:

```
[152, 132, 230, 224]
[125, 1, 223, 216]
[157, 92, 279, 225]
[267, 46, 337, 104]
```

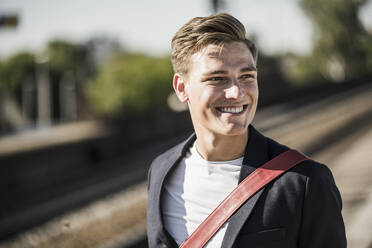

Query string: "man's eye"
[241, 74, 254, 79]
[208, 77, 225, 82]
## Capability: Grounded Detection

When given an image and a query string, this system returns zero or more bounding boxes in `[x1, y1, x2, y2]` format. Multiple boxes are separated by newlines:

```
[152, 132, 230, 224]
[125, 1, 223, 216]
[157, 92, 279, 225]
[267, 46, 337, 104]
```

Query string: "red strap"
[180, 149, 309, 248]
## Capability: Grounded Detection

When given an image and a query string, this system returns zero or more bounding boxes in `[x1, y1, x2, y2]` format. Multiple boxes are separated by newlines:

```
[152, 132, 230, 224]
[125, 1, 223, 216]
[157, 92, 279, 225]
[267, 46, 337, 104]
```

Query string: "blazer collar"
[154, 125, 269, 247]
[240, 125, 269, 182]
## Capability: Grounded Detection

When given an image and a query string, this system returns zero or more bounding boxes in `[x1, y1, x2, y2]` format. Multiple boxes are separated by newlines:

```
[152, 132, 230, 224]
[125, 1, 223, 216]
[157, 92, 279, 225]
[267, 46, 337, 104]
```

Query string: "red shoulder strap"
[180, 149, 309, 248]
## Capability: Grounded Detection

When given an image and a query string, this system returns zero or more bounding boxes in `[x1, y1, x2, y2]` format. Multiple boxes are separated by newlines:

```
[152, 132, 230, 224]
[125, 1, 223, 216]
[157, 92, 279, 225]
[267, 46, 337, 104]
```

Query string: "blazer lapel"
[221, 125, 269, 248]
[150, 134, 196, 247]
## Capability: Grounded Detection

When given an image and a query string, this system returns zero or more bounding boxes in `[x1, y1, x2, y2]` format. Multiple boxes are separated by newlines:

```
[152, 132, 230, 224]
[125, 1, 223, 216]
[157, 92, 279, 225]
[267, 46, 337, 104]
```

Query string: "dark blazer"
[147, 126, 346, 248]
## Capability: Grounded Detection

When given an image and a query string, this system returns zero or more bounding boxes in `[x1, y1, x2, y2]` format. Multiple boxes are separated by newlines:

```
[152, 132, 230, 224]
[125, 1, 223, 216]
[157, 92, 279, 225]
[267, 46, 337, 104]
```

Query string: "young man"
[147, 13, 346, 248]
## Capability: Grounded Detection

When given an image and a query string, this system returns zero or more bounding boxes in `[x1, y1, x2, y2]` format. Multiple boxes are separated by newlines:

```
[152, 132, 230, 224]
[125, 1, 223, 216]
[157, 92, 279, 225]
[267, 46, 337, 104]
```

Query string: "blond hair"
[171, 13, 257, 76]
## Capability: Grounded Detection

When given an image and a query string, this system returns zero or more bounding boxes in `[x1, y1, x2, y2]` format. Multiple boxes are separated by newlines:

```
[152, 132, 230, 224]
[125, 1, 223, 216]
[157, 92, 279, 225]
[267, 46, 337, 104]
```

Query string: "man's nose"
[225, 82, 242, 99]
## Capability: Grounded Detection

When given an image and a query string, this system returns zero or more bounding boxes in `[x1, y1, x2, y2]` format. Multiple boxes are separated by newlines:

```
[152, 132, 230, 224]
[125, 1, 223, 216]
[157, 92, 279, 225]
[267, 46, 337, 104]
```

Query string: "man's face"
[180, 41, 258, 137]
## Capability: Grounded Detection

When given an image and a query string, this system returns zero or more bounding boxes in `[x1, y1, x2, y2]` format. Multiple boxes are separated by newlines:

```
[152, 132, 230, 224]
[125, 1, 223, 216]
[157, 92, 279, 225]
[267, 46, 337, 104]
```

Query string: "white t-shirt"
[161, 142, 243, 247]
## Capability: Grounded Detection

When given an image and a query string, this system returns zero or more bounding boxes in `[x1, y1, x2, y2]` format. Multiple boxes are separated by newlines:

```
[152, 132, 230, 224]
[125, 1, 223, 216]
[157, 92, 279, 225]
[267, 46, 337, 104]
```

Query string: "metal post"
[35, 53, 52, 127]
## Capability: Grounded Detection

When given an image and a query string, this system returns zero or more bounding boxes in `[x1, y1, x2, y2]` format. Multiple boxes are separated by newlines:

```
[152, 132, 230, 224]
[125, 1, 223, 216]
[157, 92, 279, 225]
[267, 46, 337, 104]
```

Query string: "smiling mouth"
[216, 104, 248, 114]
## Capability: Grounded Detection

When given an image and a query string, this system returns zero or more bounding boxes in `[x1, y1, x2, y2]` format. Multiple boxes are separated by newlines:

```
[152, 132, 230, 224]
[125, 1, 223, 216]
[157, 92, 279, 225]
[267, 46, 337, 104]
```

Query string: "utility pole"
[211, 0, 225, 13]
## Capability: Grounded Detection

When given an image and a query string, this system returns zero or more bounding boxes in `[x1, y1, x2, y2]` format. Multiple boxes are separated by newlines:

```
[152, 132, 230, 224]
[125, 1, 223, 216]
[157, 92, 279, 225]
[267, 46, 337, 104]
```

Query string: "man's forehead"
[190, 43, 256, 71]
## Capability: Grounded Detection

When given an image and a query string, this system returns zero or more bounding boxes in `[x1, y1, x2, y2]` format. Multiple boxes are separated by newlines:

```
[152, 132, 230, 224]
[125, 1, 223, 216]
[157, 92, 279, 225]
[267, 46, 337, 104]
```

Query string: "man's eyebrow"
[202, 66, 257, 77]
[241, 66, 257, 72]
[203, 70, 227, 76]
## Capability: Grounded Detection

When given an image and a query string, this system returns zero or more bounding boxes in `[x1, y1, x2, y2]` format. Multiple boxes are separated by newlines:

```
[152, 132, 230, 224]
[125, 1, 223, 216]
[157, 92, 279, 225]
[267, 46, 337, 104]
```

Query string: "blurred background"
[0, 0, 371, 247]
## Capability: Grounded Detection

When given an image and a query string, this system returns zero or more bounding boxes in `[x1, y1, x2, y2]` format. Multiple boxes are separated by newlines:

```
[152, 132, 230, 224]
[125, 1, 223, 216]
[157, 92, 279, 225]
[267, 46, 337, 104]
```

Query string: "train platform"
[1, 82, 372, 248]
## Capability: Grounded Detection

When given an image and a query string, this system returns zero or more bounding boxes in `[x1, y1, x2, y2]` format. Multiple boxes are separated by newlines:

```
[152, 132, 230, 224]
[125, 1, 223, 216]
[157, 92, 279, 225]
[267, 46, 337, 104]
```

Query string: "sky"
[0, 0, 371, 59]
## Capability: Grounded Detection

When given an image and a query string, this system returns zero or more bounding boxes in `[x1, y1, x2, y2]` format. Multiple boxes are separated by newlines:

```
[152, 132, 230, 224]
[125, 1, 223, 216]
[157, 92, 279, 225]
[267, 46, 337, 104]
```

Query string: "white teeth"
[220, 106, 244, 113]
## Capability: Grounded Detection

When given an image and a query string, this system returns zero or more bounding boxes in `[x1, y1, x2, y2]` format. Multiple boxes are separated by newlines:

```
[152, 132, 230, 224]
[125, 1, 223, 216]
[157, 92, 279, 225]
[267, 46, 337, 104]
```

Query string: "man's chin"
[214, 124, 249, 137]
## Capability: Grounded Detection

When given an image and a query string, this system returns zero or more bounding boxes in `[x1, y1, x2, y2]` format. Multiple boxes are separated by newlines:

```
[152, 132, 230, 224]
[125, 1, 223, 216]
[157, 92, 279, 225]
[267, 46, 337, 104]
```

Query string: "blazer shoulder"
[265, 134, 336, 183]
[290, 159, 338, 193]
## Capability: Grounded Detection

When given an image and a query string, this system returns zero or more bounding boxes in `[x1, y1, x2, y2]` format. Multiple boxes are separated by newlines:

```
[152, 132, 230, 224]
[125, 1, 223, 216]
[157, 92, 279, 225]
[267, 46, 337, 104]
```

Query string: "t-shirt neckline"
[189, 141, 244, 166]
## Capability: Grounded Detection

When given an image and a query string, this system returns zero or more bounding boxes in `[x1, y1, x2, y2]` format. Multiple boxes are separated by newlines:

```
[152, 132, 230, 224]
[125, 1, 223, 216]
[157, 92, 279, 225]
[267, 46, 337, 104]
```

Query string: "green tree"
[288, 0, 372, 84]
[46, 40, 95, 119]
[87, 53, 173, 116]
[48, 40, 76, 74]
[47, 40, 93, 82]
[0, 52, 35, 92]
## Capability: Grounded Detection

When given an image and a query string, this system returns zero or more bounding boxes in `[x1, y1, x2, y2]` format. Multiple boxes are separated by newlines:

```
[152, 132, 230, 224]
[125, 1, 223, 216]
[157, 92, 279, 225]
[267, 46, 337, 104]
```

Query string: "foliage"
[287, 0, 372, 84]
[0, 52, 35, 92]
[86, 53, 173, 116]
[47, 40, 77, 76]
[281, 53, 326, 86]
[0, 40, 92, 93]
[47, 40, 93, 82]
[0, 38, 175, 119]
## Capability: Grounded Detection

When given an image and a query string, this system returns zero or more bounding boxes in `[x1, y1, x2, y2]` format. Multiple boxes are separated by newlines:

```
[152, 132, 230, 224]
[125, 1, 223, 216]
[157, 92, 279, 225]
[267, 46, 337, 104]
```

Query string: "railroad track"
[1, 82, 372, 248]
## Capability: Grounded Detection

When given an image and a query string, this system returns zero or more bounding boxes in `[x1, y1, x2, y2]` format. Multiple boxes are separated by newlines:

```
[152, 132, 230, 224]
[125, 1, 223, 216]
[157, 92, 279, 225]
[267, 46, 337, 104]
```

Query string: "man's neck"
[194, 129, 248, 162]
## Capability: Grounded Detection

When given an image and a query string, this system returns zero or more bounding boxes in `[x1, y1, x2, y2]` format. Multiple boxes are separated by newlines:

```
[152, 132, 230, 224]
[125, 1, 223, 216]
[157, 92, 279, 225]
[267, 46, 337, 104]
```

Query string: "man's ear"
[173, 73, 188, 103]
